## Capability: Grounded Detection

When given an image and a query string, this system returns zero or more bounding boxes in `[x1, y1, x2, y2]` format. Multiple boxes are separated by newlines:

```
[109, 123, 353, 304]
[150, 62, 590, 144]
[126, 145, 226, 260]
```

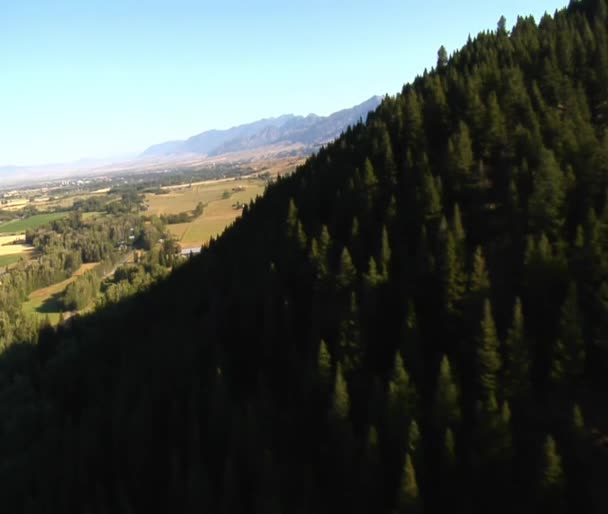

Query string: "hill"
[140, 96, 382, 158]
[1, 1, 608, 513]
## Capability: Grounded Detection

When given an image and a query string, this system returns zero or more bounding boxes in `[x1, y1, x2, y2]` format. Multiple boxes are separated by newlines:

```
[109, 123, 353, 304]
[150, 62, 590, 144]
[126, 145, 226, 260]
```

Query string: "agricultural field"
[146, 177, 266, 247]
[0, 253, 27, 267]
[0, 233, 34, 264]
[22, 262, 99, 324]
[0, 212, 67, 233]
[0, 198, 29, 211]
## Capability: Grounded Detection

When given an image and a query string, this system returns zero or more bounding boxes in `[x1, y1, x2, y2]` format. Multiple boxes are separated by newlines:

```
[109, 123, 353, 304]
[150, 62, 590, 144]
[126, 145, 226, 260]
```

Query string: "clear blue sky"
[0, 0, 564, 166]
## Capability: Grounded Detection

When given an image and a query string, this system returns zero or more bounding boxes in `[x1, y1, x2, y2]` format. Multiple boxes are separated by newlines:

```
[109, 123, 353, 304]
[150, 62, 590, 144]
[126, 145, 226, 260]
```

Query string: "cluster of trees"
[160, 202, 205, 224]
[71, 196, 108, 213]
[0, 1, 606, 513]
[100, 261, 169, 306]
[61, 232, 182, 313]
[0, 213, 156, 348]
[104, 190, 146, 215]
[97, 242, 182, 306]
[61, 259, 122, 311]
[0, 249, 81, 348]
[26, 212, 169, 257]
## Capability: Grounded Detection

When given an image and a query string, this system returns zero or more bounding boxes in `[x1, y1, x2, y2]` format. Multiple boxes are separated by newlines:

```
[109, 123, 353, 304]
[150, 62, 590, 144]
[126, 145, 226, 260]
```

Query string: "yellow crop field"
[147, 177, 266, 247]
[0, 233, 34, 258]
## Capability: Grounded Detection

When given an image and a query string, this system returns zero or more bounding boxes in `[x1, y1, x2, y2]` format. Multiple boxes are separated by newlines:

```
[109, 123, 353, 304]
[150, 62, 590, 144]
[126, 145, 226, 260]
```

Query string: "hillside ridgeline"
[1, 1, 608, 513]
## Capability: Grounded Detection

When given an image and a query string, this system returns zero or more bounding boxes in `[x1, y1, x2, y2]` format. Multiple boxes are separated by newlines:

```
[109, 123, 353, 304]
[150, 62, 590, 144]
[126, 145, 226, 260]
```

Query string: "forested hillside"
[1, 1, 608, 512]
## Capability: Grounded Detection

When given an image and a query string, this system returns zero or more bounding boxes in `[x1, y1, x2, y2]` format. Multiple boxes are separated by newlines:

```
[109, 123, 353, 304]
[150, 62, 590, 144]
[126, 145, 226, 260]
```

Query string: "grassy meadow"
[0, 253, 28, 267]
[0, 212, 67, 233]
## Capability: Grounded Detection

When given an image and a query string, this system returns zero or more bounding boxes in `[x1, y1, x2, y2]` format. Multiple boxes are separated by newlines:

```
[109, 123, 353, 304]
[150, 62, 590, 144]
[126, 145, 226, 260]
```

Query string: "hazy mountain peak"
[140, 96, 381, 159]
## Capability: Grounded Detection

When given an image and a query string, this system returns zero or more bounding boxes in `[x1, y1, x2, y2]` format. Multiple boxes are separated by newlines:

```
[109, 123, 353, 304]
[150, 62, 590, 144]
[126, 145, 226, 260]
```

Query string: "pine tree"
[469, 246, 490, 296]
[339, 292, 362, 375]
[538, 435, 566, 513]
[528, 147, 565, 239]
[467, 246, 491, 321]
[439, 230, 466, 317]
[433, 355, 461, 428]
[365, 425, 380, 465]
[401, 300, 423, 382]
[350, 217, 360, 244]
[362, 158, 379, 190]
[483, 92, 507, 158]
[379, 225, 391, 277]
[403, 89, 424, 153]
[438, 426, 458, 511]
[336, 247, 357, 291]
[308, 237, 321, 277]
[377, 123, 398, 186]
[420, 168, 442, 222]
[317, 340, 332, 389]
[498, 15, 507, 35]
[503, 298, 530, 399]
[407, 419, 422, 465]
[443, 427, 456, 468]
[286, 198, 307, 250]
[388, 353, 418, 438]
[551, 283, 585, 384]
[477, 299, 501, 399]
[332, 363, 350, 421]
[448, 121, 475, 190]
[319, 225, 331, 260]
[437, 45, 448, 69]
[395, 454, 422, 514]
[362, 159, 378, 213]
[363, 257, 383, 289]
[451, 203, 466, 247]
[572, 403, 585, 437]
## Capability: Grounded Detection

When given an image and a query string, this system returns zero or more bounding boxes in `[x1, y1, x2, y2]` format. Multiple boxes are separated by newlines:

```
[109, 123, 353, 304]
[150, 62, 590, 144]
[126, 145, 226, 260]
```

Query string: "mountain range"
[140, 95, 382, 159]
[0, 97, 381, 186]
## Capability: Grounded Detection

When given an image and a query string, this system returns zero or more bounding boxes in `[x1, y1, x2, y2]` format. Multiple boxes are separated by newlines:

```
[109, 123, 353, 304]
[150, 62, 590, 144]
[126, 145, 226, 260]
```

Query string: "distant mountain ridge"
[140, 96, 382, 159]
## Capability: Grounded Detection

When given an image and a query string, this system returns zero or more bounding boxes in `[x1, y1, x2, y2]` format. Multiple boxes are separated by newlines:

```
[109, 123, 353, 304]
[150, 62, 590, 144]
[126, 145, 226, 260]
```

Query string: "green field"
[0, 212, 67, 233]
[0, 253, 26, 267]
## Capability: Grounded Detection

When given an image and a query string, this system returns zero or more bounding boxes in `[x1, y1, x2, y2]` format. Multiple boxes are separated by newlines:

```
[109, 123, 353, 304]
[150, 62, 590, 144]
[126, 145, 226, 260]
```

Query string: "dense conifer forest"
[1, 1, 608, 512]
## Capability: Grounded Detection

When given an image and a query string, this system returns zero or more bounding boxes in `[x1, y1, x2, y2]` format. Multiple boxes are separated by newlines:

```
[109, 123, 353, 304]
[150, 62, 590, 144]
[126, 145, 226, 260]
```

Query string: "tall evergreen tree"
[528, 147, 565, 239]
[551, 283, 586, 384]
[477, 299, 502, 399]
[336, 247, 357, 291]
[318, 340, 332, 389]
[437, 45, 448, 69]
[379, 225, 392, 277]
[395, 454, 422, 514]
[332, 363, 351, 422]
[339, 292, 362, 375]
[538, 435, 566, 514]
[503, 298, 530, 399]
[439, 230, 466, 317]
[433, 355, 461, 429]
[407, 419, 423, 468]
[388, 353, 418, 441]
